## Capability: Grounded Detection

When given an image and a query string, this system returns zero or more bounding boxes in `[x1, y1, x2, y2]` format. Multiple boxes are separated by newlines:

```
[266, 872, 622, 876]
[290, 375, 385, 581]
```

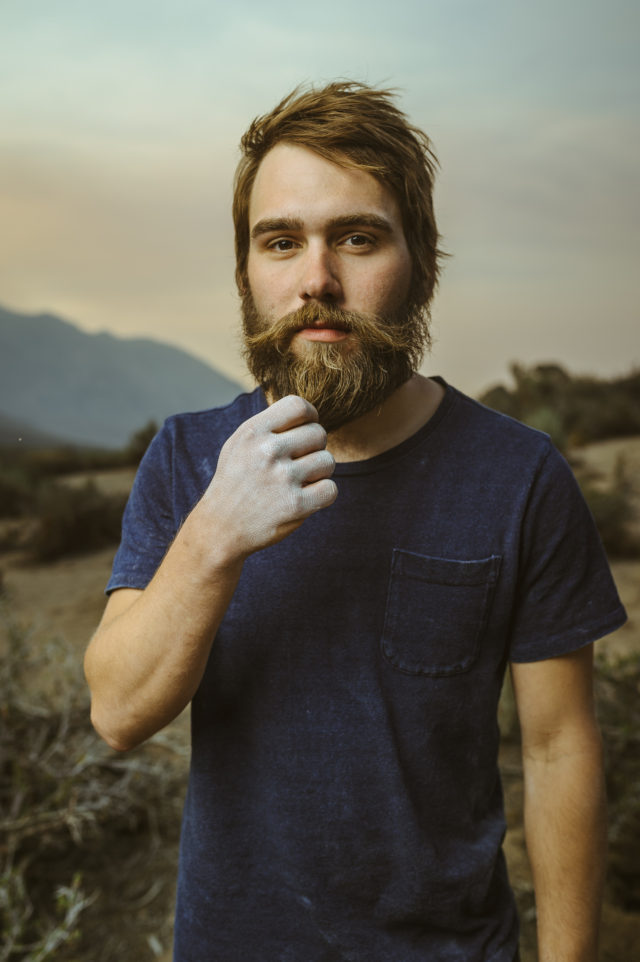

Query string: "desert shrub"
[595, 652, 640, 910]
[28, 481, 127, 561]
[0, 602, 187, 961]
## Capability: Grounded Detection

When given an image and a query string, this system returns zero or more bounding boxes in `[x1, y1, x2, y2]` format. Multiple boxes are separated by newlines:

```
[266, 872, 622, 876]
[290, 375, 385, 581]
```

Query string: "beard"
[241, 293, 430, 433]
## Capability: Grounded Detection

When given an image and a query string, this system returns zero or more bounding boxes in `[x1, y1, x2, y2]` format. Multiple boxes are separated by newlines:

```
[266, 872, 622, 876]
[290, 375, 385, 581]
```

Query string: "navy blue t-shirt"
[107, 381, 626, 961]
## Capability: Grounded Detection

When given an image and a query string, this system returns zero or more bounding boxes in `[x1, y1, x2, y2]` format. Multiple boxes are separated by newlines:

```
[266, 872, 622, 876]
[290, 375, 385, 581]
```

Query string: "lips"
[296, 326, 350, 342]
[299, 320, 351, 333]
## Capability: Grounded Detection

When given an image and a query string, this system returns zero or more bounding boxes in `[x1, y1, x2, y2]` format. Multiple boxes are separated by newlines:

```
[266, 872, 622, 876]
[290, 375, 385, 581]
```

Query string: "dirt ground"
[1, 442, 639, 961]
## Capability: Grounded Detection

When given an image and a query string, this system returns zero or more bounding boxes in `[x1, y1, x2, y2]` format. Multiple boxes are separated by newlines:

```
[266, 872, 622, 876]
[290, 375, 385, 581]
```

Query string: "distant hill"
[0, 305, 244, 448]
[0, 410, 68, 449]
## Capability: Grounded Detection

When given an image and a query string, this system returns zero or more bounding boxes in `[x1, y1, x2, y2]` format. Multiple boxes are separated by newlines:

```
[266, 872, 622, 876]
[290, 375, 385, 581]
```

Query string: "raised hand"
[199, 395, 338, 559]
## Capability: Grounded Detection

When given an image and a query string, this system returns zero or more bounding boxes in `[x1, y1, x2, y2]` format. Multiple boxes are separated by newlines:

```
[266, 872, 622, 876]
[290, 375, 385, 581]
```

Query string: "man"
[85, 82, 626, 961]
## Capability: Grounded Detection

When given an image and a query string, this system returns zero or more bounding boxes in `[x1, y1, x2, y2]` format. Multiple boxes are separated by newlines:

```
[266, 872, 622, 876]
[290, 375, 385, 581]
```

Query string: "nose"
[298, 243, 342, 302]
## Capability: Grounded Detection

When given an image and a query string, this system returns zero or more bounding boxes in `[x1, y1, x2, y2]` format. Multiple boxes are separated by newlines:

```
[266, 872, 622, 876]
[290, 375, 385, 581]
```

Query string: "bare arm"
[84, 396, 337, 752]
[511, 645, 606, 962]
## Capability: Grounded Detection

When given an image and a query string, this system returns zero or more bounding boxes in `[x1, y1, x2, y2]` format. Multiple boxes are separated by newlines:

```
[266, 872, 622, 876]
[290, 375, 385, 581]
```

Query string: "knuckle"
[236, 420, 258, 447]
[285, 394, 317, 420]
[323, 450, 335, 471]
[313, 450, 334, 475]
[260, 433, 285, 464]
[311, 422, 328, 448]
[313, 450, 335, 476]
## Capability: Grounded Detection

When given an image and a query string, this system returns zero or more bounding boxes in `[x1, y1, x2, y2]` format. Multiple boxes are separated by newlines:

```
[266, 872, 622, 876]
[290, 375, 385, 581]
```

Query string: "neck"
[324, 374, 444, 463]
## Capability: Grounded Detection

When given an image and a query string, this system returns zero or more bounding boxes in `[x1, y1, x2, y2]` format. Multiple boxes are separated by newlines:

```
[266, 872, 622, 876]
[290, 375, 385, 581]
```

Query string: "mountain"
[0, 305, 244, 448]
[0, 410, 69, 449]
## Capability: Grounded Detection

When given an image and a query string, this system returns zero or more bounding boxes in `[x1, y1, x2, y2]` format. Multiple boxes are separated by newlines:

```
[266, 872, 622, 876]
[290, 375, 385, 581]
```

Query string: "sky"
[1, 0, 638, 396]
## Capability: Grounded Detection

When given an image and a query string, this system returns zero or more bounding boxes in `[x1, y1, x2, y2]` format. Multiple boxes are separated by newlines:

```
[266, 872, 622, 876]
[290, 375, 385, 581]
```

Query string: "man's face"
[246, 142, 413, 339]
[242, 142, 428, 431]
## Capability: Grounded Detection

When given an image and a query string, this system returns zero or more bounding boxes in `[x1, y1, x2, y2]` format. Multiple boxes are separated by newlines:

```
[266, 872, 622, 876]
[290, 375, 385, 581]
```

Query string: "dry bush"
[0, 602, 187, 961]
[27, 482, 128, 562]
[0, 420, 156, 528]
[0, 471, 127, 561]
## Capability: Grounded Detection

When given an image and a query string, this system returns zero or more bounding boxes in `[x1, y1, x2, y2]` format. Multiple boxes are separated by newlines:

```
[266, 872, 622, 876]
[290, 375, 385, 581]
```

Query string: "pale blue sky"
[1, 0, 638, 393]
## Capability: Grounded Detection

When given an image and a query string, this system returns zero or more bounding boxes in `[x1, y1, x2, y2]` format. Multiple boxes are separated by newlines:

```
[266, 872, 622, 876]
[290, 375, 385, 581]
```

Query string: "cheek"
[368, 258, 412, 313]
[246, 263, 273, 316]
[247, 259, 293, 318]
[246, 255, 262, 299]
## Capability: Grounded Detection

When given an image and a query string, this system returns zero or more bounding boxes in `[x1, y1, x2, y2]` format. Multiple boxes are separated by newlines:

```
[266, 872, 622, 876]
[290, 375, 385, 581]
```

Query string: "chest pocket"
[381, 549, 502, 676]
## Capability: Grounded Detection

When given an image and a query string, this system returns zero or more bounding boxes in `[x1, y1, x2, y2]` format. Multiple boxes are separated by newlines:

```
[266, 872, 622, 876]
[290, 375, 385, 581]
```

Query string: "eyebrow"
[250, 213, 394, 240]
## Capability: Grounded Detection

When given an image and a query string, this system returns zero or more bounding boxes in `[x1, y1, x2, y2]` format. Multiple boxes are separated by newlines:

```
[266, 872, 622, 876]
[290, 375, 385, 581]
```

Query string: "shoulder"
[439, 380, 558, 480]
[445, 381, 549, 445]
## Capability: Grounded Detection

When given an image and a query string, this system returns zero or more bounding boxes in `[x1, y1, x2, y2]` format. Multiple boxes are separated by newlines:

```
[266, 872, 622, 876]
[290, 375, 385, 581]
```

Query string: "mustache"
[243, 303, 416, 355]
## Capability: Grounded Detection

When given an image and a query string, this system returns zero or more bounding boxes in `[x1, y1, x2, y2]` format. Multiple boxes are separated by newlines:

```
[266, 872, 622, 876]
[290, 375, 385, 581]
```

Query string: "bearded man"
[85, 83, 625, 962]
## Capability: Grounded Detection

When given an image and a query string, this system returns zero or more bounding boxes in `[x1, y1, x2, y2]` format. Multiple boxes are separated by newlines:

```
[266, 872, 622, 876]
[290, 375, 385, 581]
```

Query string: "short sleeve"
[508, 444, 626, 662]
[106, 423, 179, 593]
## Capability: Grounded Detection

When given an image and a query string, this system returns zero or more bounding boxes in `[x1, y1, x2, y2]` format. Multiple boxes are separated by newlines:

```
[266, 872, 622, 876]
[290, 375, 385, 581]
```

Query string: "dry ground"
[1, 442, 639, 961]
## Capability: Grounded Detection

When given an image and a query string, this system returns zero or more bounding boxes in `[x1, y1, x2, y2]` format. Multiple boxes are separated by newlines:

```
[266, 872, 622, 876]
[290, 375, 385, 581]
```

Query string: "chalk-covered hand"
[199, 395, 337, 560]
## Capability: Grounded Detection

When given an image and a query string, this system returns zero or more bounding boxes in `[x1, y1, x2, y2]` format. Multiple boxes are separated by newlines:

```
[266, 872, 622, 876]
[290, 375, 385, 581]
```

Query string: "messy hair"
[233, 81, 445, 314]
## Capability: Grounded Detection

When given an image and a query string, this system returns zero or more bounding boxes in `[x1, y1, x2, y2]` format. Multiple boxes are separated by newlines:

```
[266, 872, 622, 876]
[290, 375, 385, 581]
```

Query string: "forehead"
[248, 142, 403, 228]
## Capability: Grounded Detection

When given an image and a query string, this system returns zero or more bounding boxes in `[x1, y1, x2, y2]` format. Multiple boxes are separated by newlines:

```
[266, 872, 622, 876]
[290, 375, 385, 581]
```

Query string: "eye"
[342, 233, 375, 249]
[267, 238, 297, 252]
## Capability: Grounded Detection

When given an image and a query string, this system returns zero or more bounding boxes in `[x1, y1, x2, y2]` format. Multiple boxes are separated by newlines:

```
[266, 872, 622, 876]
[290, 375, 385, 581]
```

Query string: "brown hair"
[233, 81, 445, 314]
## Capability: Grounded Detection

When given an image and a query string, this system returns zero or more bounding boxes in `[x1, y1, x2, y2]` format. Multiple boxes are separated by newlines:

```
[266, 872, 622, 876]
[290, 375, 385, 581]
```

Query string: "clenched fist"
[198, 395, 337, 561]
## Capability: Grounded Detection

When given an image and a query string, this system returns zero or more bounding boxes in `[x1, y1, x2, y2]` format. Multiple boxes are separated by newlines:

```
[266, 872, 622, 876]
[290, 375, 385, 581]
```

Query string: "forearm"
[522, 727, 607, 962]
[85, 504, 244, 751]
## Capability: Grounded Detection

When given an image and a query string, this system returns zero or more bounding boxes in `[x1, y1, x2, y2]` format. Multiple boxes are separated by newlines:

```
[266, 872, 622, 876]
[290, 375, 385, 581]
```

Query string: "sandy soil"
[1, 440, 638, 961]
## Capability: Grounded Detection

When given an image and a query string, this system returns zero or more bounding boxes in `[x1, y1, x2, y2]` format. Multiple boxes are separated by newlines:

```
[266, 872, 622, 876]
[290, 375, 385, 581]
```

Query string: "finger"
[283, 422, 328, 459]
[294, 478, 338, 516]
[249, 420, 326, 466]
[259, 395, 319, 434]
[290, 449, 335, 485]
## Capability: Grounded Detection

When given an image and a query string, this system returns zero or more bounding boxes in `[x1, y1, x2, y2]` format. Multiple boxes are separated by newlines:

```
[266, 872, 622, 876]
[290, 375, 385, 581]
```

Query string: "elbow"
[85, 658, 143, 752]
[89, 701, 143, 753]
